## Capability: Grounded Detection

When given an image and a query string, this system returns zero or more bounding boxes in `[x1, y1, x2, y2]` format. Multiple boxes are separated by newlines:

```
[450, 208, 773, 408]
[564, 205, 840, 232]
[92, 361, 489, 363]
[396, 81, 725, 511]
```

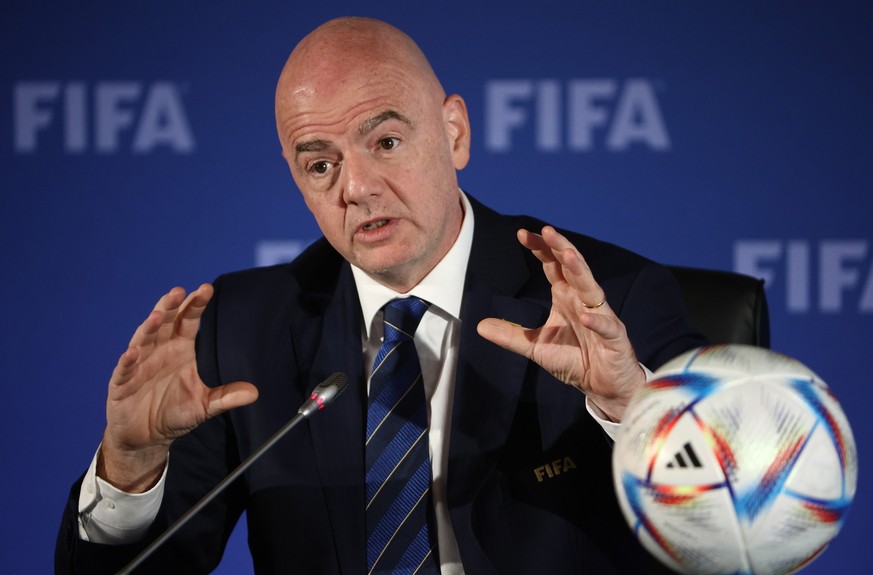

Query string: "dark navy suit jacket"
[57, 196, 702, 574]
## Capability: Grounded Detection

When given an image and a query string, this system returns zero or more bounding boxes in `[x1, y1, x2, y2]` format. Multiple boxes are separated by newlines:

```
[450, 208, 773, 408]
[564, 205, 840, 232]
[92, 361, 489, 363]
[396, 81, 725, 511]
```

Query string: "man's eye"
[310, 161, 332, 175]
[379, 137, 399, 151]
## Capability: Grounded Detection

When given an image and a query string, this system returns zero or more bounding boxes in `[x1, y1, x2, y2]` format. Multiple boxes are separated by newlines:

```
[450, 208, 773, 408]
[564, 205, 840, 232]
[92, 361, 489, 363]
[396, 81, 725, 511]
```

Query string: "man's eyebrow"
[357, 110, 414, 136]
[295, 139, 331, 156]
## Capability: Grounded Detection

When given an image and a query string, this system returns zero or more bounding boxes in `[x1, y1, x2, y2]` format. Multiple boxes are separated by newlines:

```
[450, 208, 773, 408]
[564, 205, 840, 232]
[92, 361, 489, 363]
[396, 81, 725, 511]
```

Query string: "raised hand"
[476, 226, 645, 422]
[98, 284, 258, 492]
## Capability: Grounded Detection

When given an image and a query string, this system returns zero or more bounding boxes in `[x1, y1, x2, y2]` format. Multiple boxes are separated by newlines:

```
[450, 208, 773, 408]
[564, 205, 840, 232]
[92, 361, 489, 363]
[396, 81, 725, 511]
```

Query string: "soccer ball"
[612, 345, 857, 575]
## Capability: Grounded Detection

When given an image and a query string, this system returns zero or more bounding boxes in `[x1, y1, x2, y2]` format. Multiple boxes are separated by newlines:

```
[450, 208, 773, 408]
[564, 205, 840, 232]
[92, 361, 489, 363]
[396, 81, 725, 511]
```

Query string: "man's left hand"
[477, 226, 645, 421]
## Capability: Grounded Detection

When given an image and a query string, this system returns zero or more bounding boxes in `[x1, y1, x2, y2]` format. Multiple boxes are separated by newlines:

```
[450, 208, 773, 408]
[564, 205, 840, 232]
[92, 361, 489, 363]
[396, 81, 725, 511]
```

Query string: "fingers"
[110, 346, 142, 389]
[476, 318, 535, 359]
[205, 381, 259, 418]
[541, 227, 604, 305]
[125, 287, 185, 352]
[519, 226, 605, 309]
[571, 306, 624, 342]
[112, 284, 213, 389]
[152, 287, 189, 345]
[175, 284, 214, 339]
[517, 228, 564, 286]
[126, 284, 213, 347]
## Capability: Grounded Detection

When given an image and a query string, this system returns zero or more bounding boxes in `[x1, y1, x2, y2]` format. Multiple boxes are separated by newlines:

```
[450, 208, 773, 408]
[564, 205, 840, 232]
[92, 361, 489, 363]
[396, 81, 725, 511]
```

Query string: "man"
[56, 17, 703, 574]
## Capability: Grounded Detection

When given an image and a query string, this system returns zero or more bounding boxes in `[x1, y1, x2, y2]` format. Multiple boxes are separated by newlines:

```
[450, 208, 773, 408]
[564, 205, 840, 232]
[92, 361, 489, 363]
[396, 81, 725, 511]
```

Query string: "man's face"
[276, 54, 469, 293]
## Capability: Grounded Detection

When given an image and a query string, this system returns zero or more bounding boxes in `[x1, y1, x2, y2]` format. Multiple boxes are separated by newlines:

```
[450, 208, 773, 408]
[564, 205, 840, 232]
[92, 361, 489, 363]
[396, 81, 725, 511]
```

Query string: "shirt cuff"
[77, 445, 167, 544]
[585, 363, 654, 442]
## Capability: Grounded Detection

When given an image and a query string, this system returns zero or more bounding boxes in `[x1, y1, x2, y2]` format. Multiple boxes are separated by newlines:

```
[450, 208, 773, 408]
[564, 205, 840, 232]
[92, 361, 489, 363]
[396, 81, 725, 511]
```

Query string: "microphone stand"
[116, 373, 347, 575]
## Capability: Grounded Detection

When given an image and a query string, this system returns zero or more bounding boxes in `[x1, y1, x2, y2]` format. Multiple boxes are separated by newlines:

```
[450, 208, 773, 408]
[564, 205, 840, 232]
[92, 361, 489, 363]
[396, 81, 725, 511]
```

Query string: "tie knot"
[382, 297, 429, 342]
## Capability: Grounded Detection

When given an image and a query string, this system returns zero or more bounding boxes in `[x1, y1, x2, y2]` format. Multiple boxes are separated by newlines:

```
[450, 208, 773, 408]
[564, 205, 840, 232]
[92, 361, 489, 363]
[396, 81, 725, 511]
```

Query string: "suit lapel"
[447, 198, 549, 569]
[450, 279, 545, 476]
[296, 263, 368, 573]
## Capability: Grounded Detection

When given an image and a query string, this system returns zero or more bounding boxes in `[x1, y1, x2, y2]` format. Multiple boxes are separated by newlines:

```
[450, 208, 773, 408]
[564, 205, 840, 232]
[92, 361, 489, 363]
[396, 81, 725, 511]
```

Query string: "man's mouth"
[362, 219, 389, 231]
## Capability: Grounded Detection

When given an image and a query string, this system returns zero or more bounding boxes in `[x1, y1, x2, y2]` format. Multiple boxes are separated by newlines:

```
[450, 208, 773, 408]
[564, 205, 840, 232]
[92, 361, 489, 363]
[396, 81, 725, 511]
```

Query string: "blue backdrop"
[2, 2, 870, 573]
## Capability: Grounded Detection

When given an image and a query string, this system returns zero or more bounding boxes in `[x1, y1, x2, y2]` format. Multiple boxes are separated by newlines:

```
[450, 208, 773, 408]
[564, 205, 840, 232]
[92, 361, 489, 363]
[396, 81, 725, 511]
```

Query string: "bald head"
[276, 18, 446, 135]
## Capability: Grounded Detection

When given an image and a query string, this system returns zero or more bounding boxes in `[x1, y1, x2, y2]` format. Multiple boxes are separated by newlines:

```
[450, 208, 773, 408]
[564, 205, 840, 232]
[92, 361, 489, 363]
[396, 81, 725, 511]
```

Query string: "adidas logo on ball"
[665, 442, 703, 469]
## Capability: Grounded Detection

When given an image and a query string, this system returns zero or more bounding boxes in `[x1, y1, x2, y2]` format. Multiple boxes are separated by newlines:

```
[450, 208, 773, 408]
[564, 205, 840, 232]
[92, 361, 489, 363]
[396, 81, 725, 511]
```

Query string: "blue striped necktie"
[366, 297, 440, 574]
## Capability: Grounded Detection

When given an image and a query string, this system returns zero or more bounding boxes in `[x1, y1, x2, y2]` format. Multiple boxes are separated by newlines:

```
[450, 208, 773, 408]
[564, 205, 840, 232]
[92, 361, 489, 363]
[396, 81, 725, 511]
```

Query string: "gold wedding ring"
[581, 298, 605, 309]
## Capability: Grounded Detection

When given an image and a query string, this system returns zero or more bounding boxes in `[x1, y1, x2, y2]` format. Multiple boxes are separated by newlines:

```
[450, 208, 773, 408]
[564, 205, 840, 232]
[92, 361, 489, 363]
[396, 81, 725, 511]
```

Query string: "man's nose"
[341, 152, 381, 205]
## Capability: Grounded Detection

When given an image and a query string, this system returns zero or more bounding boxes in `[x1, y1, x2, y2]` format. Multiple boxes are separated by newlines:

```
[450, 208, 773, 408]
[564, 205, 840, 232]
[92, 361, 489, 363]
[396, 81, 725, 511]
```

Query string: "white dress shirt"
[77, 191, 623, 574]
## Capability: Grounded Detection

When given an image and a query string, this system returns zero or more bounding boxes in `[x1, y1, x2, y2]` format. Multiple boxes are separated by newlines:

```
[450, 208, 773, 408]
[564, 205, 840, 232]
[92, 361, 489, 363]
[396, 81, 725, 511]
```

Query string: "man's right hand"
[97, 284, 258, 493]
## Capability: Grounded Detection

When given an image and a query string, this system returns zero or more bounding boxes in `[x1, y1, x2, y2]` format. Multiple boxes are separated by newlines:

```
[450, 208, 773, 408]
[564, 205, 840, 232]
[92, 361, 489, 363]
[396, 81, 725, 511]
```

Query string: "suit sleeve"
[615, 262, 706, 371]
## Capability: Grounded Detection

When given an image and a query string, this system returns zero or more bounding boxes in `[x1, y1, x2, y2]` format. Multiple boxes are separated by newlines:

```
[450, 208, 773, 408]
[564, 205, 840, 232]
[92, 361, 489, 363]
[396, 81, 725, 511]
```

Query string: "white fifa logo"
[735, 240, 873, 314]
[485, 78, 670, 152]
[13, 81, 195, 154]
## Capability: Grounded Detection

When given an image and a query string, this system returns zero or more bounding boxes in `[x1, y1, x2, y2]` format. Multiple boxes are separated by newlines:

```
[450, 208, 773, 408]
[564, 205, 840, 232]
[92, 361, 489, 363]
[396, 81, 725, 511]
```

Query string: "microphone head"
[298, 373, 348, 417]
[317, 372, 348, 404]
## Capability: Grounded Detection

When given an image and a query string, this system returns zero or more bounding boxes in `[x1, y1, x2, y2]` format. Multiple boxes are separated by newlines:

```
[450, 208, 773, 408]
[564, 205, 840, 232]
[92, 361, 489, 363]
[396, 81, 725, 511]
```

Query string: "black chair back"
[667, 265, 770, 348]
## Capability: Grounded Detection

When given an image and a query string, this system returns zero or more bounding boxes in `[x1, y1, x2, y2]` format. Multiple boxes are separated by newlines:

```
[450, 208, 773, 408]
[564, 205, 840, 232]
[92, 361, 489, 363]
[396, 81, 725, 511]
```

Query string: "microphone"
[117, 373, 348, 575]
[298, 373, 347, 417]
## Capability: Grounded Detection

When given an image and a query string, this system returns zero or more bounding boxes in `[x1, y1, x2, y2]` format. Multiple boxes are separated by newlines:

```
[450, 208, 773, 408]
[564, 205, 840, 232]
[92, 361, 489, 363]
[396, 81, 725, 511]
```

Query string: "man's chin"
[356, 257, 424, 293]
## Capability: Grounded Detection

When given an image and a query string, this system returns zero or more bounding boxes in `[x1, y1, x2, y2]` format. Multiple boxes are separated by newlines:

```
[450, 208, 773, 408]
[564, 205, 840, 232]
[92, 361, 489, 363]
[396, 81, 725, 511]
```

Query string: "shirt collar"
[352, 190, 475, 339]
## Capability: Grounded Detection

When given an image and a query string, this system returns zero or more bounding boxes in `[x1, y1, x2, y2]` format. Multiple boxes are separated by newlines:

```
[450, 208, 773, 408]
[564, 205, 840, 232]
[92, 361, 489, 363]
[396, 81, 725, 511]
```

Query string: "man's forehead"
[292, 109, 415, 156]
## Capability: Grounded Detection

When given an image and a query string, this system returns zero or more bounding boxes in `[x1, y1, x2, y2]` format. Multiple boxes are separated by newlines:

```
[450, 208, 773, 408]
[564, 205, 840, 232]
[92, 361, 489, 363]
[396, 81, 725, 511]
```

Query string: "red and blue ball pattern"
[613, 345, 857, 575]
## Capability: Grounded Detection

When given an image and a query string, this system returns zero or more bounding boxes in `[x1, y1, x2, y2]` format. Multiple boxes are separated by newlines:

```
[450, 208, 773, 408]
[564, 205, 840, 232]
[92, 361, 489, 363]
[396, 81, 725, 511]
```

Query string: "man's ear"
[443, 94, 471, 170]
